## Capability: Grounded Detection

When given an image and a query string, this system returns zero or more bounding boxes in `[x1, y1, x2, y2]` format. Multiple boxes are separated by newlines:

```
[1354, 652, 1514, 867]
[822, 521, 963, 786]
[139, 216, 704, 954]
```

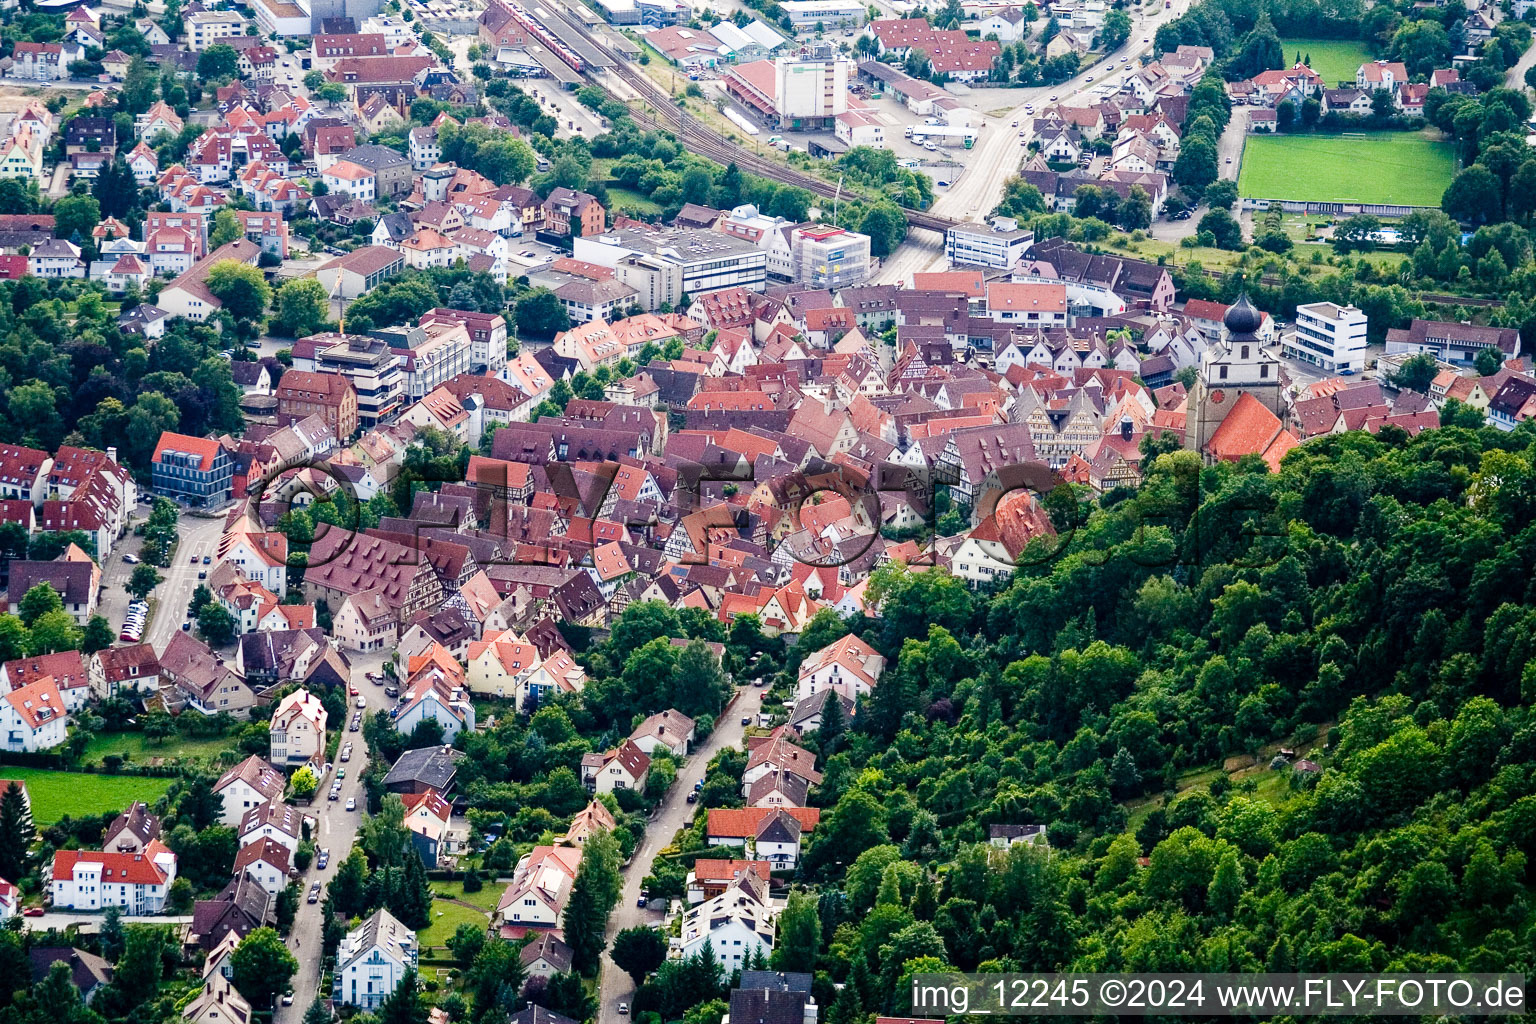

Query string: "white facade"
[334, 910, 417, 1011]
[946, 224, 1033, 269]
[775, 53, 850, 120]
[1284, 301, 1368, 373]
[269, 688, 328, 766]
[0, 680, 67, 752]
[778, 0, 865, 28]
[679, 882, 775, 967]
[50, 844, 177, 914]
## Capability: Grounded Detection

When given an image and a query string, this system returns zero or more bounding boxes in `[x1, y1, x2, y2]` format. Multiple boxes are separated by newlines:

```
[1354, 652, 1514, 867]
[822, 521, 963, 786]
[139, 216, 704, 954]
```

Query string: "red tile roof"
[706, 806, 820, 838]
[52, 839, 174, 885]
[152, 432, 222, 472]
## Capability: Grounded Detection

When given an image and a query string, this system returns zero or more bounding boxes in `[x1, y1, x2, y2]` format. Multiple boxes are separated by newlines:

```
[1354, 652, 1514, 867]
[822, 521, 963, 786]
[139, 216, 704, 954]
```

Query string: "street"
[111, 514, 227, 653]
[595, 686, 764, 1024]
[877, 0, 1195, 282]
[275, 647, 395, 1024]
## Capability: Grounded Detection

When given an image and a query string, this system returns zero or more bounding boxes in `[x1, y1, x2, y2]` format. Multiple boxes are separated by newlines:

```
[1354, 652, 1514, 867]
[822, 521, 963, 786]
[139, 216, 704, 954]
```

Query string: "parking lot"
[508, 236, 569, 274]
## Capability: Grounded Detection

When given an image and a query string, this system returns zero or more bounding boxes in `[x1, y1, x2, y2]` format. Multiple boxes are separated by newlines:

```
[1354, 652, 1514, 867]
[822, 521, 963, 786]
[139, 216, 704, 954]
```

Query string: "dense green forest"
[620, 424, 1536, 1020]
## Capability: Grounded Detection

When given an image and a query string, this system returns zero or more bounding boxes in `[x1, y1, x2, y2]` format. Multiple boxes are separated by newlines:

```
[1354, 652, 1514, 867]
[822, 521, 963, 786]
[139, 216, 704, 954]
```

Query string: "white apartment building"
[334, 909, 417, 1010]
[0, 677, 67, 752]
[1284, 301, 1368, 374]
[946, 222, 1034, 269]
[50, 841, 178, 914]
[679, 876, 776, 968]
[185, 11, 248, 50]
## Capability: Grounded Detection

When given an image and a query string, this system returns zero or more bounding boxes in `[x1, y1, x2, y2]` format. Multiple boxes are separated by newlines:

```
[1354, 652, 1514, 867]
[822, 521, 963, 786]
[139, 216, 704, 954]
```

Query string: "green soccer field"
[1280, 37, 1373, 85]
[1237, 131, 1456, 208]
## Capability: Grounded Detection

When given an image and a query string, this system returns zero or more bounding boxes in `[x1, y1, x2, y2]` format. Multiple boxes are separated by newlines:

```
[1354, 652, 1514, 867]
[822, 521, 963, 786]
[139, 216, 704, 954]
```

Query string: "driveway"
[275, 648, 396, 1023]
[23, 913, 192, 933]
[595, 686, 764, 1024]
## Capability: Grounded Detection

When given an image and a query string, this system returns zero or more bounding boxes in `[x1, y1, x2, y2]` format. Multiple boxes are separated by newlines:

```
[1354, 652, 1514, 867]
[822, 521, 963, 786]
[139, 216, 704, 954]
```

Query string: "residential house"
[333, 909, 418, 1010]
[238, 800, 303, 858]
[494, 843, 583, 933]
[269, 688, 327, 767]
[49, 840, 177, 913]
[212, 755, 286, 829]
[103, 803, 161, 854]
[795, 633, 882, 705]
[0, 677, 66, 752]
[679, 872, 776, 966]
[580, 739, 650, 794]
[628, 709, 695, 758]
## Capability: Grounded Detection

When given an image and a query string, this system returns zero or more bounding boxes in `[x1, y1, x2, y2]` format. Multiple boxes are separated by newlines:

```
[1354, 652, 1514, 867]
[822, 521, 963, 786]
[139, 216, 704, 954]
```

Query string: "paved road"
[276, 647, 394, 1024]
[872, 227, 944, 285]
[1508, 39, 1536, 88]
[595, 686, 764, 1024]
[877, 0, 1195, 281]
[928, 0, 1193, 226]
[1217, 106, 1248, 182]
[129, 515, 227, 653]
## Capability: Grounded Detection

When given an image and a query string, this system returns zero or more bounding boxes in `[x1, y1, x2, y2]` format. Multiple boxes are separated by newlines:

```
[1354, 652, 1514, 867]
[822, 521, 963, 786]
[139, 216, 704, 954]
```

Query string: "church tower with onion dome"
[1186, 294, 1286, 453]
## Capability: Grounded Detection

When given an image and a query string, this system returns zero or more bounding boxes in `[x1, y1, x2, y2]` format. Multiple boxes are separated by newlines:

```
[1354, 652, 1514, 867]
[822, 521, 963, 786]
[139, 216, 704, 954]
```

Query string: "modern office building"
[1284, 301, 1368, 374]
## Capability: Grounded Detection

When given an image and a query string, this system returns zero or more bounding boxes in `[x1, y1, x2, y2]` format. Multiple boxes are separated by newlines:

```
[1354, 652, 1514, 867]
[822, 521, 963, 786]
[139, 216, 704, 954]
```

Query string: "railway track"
[555, 11, 960, 233]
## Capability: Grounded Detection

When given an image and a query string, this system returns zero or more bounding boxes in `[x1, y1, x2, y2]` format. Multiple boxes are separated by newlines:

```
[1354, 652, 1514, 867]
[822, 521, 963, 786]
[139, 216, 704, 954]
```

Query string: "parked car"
[328, 787, 340, 800]
[741, 715, 751, 725]
[345, 797, 356, 811]
[337, 767, 346, 779]
[122, 553, 139, 564]
[686, 792, 698, 804]
[317, 849, 329, 869]
[355, 695, 366, 708]
[348, 685, 358, 696]
[282, 993, 295, 1007]
[197, 571, 206, 580]
[340, 749, 350, 762]
[618, 1004, 629, 1016]
[307, 884, 320, 904]
[694, 780, 703, 792]
[22, 907, 43, 917]
[385, 685, 399, 698]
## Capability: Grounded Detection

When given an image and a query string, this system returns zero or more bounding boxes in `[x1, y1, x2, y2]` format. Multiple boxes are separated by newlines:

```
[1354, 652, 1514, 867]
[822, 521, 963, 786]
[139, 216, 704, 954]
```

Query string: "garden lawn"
[420, 899, 489, 949]
[0, 768, 172, 825]
[431, 881, 502, 914]
[1280, 37, 1373, 86]
[1238, 131, 1455, 207]
[605, 186, 664, 216]
[82, 731, 237, 768]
